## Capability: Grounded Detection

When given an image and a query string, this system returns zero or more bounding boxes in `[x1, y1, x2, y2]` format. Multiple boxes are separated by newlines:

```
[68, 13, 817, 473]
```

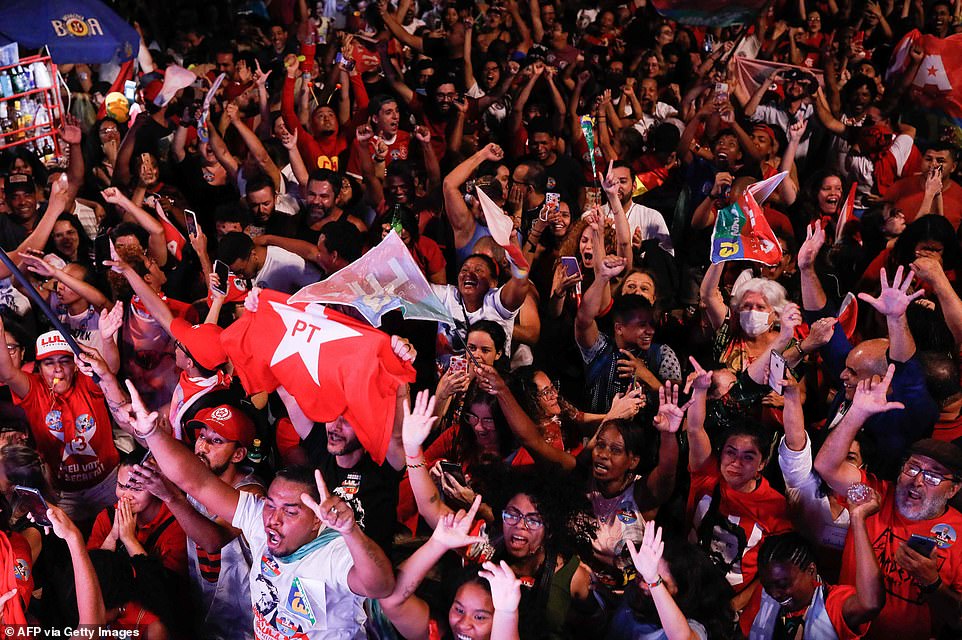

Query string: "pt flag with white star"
[220, 288, 416, 463]
[887, 30, 962, 126]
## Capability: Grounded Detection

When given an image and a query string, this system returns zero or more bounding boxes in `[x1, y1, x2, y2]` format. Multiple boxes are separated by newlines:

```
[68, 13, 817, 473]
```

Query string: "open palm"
[858, 266, 923, 318]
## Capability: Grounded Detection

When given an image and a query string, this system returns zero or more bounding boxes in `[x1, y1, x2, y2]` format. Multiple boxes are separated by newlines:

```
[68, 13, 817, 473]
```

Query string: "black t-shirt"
[303, 427, 403, 554]
[543, 154, 585, 210]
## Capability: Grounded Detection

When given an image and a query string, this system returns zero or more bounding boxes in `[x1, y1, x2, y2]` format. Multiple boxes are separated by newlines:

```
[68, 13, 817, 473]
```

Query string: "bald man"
[797, 225, 937, 477]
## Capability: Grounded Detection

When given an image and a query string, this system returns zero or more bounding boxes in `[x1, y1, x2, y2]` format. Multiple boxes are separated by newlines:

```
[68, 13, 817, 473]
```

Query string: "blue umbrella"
[0, 0, 138, 64]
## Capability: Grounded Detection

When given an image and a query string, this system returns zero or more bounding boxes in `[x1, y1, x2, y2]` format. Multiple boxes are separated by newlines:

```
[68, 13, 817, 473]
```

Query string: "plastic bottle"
[0, 70, 13, 97]
[31, 62, 51, 89]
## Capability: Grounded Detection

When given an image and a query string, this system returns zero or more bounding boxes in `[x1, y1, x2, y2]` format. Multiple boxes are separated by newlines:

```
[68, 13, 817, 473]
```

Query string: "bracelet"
[793, 342, 805, 358]
[644, 575, 664, 589]
[137, 421, 159, 440]
[406, 460, 426, 469]
[372, 154, 386, 162]
[920, 575, 942, 595]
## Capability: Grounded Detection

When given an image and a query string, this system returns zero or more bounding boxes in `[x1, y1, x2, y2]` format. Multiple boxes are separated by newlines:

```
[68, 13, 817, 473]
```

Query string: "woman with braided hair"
[749, 484, 885, 639]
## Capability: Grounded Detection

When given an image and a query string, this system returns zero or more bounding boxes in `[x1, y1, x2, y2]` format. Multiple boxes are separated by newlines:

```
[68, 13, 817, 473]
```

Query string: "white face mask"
[739, 309, 772, 337]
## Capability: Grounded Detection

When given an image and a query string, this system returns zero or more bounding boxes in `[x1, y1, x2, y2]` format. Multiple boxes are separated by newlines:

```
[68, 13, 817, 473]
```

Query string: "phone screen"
[768, 350, 786, 394]
[561, 256, 581, 279]
[185, 209, 198, 237]
[907, 534, 938, 557]
[439, 461, 467, 484]
[124, 80, 137, 102]
[14, 486, 51, 527]
[94, 234, 111, 272]
[212, 260, 230, 296]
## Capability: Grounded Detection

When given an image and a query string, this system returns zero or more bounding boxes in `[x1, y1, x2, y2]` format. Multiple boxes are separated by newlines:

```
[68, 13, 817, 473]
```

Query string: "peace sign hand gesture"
[300, 469, 356, 534]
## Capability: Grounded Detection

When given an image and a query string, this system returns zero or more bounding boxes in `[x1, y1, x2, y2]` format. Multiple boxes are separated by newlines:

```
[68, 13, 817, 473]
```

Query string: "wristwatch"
[920, 575, 943, 595]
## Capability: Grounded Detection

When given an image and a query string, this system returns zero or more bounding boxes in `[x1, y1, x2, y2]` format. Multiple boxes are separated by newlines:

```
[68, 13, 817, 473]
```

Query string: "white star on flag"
[268, 301, 361, 385]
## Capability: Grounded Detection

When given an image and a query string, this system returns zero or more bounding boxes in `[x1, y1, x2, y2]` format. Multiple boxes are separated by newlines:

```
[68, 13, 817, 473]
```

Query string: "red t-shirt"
[687, 456, 792, 594]
[934, 411, 962, 443]
[8, 532, 33, 609]
[885, 176, 962, 230]
[346, 130, 412, 177]
[14, 373, 118, 491]
[839, 472, 962, 639]
[88, 502, 188, 576]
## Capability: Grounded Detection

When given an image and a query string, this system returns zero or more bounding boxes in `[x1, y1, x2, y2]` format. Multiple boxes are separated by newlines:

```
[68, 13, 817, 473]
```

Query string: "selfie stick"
[0, 251, 99, 383]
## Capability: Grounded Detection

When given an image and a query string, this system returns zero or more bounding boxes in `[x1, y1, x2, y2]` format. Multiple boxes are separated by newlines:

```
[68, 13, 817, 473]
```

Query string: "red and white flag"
[887, 30, 962, 119]
[837, 292, 858, 341]
[151, 199, 186, 261]
[835, 183, 857, 245]
[220, 288, 415, 463]
[475, 187, 529, 272]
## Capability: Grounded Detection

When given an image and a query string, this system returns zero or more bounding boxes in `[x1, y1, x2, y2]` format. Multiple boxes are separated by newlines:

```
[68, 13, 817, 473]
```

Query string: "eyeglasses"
[901, 462, 957, 487]
[463, 412, 497, 429]
[502, 508, 544, 530]
[535, 382, 559, 399]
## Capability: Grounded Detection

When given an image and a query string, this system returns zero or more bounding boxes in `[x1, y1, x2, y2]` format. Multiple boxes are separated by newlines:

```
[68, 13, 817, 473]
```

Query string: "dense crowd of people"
[0, 0, 961, 637]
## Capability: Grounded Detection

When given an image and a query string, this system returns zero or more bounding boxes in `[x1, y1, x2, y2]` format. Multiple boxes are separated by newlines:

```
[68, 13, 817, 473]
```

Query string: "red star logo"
[928, 65, 939, 76]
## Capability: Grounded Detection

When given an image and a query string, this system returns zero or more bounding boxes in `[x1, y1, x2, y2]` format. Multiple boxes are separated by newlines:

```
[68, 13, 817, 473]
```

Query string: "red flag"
[887, 30, 962, 122]
[835, 183, 857, 245]
[152, 199, 186, 261]
[837, 292, 858, 341]
[220, 288, 416, 464]
[96, 59, 136, 120]
[710, 172, 785, 265]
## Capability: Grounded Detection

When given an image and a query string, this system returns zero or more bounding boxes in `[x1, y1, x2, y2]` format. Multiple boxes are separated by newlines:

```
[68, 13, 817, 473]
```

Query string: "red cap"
[143, 80, 164, 105]
[224, 81, 251, 101]
[36, 331, 72, 360]
[170, 318, 227, 370]
[186, 404, 255, 448]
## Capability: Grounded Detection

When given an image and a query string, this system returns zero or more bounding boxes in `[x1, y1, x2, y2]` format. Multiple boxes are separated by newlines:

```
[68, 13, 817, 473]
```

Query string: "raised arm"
[841, 489, 886, 629]
[575, 251, 625, 351]
[443, 145, 504, 247]
[857, 266, 922, 363]
[814, 365, 903, 494]
[100, 187, 168, 267]
[0, 318, 29, 398]
[107, 259, 174, 332]
[912, 257, 962, 347]
[777, 119, 806, 205]
[47, 506, 106, 626]
[798, 221, 828, 311]
[699, 262, 729, 330]
[123, 380, 241, 523]
[813, 87, 847, 136]
[19, 251, 109, 311]
[600, 162, 633, 269]
[228, 109, 282, 190]
[684, 357, 714, 471]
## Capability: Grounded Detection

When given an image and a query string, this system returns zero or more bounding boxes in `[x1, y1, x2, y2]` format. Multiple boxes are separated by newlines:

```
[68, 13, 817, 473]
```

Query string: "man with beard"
[280, 55, 352, 172]
[127, 403, 265, 640]
[815, 370, 962, 640]
[346, 95, 411, 176]
[389, 73, 463, 161]
[526, 118, 584, 210]
[244, 174, 299, 239]
[593, 161, 673, 256]
[296, 169, 366, 241]
[741, 68, 819, 168]
[799, 224, 936, 475]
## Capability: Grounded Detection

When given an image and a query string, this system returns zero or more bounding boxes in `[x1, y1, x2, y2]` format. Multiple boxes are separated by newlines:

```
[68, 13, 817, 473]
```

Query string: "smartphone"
[140, 449, 153, 466]
[448, 355, 468, 376]
[546, 192, 561, 213]
[335, 52, 356, 72]
[212, 260, 230, 296]
[94, 234, 111, 272]
[124, 80, 137, 102]
[768, 350, 786, 394]
[561, 256, 581, 279]
[439, 460, 467, 485]
[714, 82, 729, 106]
[907, 534, 938, 557]
[184, 209, 198, 237]
[13, 485, 51, 527]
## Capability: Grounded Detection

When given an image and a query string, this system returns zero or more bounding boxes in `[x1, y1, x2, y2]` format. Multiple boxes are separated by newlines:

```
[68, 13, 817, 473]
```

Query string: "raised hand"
[278, 125, 298, 151]
[684, 356, 713, 394]
[910, 255, 947, 286]
[800, 316, 837, 353]
[653, 381, 690, 433]
[391, 335, 417, 363]
[606, 388, 647, 421]
[100, 187, 129, 207]
[480, 143, 504, 162]
[300, 469, 356, 534]
[46, 504, 81, 542]
[479, 560, 523, 612]
[597, 255, 627, 280]
[475, 363, 508, 396]
[846, 484, 881, 521]
[99, 303, 124, 341]
[58, 121, 83, 146]
[788, 118, 808, 143]
[778, 302, 802, 338]
[124, 379, 161, 438]
[129, 461, 178, 503]
[850, 364, 905, 417]
[17, 250, 58, 279]
[431, 495, 485, 550]
[599, 160, 618, 197]
[401, 390, 439, 455]
[626, 522, 664, 583]
[74, 345, 109, 379]
[797, 220, 825, 271]
[253, 59, 272, 87]
[857, 265, 924, 318]
[413, 125, 431, 144]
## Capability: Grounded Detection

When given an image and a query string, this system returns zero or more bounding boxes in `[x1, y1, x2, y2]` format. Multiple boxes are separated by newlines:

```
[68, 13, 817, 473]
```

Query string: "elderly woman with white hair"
[699, 264, 819, 413]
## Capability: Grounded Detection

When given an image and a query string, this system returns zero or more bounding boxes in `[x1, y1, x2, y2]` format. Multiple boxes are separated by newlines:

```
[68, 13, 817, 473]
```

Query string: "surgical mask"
[739, 309, 772, 337]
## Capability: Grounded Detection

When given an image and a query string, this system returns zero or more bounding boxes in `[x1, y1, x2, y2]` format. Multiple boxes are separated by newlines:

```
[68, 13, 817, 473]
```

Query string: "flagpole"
[0, 251, 99, 382]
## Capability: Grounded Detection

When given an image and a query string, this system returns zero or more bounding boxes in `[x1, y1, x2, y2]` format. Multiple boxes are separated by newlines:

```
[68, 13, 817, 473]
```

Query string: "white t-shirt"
[751, 102, 816, 163]
[588, 202, 674, 255]
[59, 304, 111, 357]
[431, 284, 520, 361]
[630, 102, 679, 137]
[232, 492, 366, 640]
[778, 435, 850, 550]
[845, 133, 915, 208]
[256, 246, 322, 294]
